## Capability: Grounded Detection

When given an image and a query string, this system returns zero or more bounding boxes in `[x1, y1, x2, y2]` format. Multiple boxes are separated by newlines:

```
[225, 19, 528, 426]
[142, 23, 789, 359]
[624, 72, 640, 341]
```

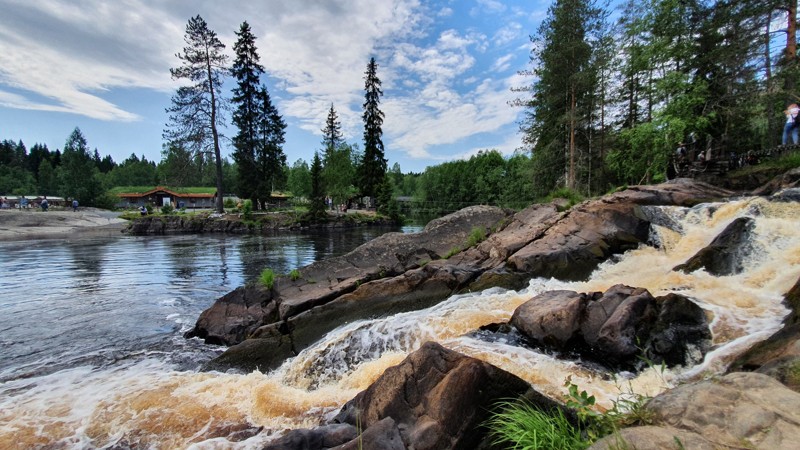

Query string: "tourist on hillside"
[782, 103, 799, 145]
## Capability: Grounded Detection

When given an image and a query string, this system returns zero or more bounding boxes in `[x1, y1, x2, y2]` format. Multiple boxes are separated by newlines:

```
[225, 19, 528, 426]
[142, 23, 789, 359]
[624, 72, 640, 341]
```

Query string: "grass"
[289, 269, 301, 281]
[466, 226, 487, 247]
[486, 399, 588, 450]
[259, 268, 275, 289]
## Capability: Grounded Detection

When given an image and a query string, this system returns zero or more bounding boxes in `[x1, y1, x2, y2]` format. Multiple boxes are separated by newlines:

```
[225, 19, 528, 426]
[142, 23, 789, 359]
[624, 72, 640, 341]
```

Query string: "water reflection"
[66, 238, 112, 293]
[0, 227, 403, 381]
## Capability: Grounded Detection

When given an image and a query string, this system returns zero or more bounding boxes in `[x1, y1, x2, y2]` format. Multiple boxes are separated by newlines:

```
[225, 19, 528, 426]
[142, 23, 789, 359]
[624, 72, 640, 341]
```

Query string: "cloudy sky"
[0, 0, 552, 173]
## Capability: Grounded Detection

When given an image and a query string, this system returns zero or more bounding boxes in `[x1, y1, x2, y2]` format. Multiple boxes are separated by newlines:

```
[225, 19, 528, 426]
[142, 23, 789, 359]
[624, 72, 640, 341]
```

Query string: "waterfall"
[1, 195, 798, 449]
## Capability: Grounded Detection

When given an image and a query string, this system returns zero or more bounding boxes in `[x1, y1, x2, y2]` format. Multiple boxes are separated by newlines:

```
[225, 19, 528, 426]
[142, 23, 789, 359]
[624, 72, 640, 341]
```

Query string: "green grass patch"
[486, 399, 588, 450]
[542, 187, 585, 210]
[259, 268, 276, 289]
[289, 269, 301, 281]
[466, 226, 486, 248]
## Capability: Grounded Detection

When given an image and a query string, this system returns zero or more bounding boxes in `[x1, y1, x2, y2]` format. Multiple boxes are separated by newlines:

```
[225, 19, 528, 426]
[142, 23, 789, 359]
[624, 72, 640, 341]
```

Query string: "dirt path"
[0, 208, 128, 242]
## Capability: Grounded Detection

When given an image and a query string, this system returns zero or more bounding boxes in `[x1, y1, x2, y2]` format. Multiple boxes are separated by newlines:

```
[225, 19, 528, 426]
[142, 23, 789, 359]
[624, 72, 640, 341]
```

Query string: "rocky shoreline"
[124, 210, 399, 236]
[186, 171, 800, 449]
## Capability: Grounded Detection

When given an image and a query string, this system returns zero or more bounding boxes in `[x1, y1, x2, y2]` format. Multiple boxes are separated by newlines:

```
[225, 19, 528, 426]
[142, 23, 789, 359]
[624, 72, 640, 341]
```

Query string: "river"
[1, 197, 799, 449]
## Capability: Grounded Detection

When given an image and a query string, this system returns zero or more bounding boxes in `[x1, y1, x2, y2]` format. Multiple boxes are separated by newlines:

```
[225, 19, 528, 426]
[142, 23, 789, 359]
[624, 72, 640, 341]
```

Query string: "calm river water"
[0, 227, 413, 382]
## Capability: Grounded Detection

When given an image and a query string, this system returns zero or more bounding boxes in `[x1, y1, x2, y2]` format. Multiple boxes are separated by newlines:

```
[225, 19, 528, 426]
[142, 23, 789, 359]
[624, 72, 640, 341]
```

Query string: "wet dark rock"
[333, 341, 569, 450]
[673, 217, 755, 276]
[184, 285, 277, 346]
[330, 417, 405, 450]
[262, 423, 358, 450]
[510, 285, 710, 370]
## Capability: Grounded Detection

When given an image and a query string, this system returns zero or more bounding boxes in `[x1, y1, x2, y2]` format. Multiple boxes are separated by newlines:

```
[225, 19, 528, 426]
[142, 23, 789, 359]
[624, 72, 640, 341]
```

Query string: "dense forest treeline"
[1, 0, 797, 215]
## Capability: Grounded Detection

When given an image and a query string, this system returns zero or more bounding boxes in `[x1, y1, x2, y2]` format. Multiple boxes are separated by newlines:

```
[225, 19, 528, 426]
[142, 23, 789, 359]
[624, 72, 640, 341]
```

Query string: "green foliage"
[466, 226, 486, 248]
[242, 199, 253, 220]
[486, 399, 588, 450]
[160, 203, 174, 215]
[259, 268, 275, 289]
[544, 187, 585, 209]
[308, 152, 327, 221]
[223, 198, 236, 208]
[358, 57, 387, 198]
[289, 269, 300, 281]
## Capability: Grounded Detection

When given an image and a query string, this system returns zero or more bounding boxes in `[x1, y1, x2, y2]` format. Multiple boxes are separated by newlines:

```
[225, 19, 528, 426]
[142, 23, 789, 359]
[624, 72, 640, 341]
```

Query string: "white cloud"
[491, 54, 515, 72]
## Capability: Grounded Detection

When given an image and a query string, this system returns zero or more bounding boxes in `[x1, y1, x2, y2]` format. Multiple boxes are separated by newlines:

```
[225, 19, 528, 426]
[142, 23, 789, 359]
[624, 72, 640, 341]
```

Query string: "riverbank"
[0, 208, 127, 242]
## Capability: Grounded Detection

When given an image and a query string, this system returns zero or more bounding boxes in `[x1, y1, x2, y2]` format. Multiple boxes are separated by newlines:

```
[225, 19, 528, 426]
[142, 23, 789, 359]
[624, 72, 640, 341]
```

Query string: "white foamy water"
[1, 197, 798, 448]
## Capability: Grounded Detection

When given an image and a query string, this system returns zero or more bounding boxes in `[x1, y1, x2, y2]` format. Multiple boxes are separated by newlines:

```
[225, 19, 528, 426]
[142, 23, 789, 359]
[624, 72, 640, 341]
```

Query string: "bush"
[259, 268, 275, 289]
[289, 269, 300, 281]
[161, 204, 174, 215]
[243, 199, 253, 221]
[223, 198, 236, 209]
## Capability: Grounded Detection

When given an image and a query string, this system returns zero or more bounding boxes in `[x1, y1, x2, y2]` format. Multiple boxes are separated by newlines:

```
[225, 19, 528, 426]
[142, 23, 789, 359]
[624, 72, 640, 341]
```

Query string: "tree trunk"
[569, 86, 576, 190]
[207, 53, 224, 214]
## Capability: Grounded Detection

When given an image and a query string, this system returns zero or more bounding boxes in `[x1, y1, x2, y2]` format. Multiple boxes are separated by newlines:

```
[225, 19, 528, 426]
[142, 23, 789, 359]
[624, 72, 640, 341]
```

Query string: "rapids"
[0, 196, 798, 449]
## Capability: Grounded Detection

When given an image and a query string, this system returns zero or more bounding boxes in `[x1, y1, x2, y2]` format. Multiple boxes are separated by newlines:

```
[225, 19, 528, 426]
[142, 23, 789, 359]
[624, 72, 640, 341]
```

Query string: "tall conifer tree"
[255, 85, 287, 208]
[231, 21, 263, 207]
[358, 57, 387, 200]
[322, 103, 344, 160]
[165, 15, 228, 213]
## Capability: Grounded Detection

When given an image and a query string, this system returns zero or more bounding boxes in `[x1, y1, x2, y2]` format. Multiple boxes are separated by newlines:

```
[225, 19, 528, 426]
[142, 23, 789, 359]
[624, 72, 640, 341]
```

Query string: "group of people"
[784, 103, 800, 145]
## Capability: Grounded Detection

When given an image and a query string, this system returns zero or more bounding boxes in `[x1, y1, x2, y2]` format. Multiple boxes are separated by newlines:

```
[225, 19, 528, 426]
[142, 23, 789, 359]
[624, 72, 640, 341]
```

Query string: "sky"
[0, 0, 554, 174]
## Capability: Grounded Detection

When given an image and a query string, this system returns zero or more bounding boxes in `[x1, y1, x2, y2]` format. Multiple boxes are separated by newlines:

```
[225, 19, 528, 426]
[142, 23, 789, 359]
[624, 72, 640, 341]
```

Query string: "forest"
[0, 0, 797, 216]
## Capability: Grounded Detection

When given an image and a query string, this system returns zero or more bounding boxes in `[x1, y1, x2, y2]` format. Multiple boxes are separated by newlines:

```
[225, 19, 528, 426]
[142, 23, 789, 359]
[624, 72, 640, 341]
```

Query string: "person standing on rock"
[782, 103, 799, 145]
[40, 196, 48, 212]
[72, 199, 78, 212]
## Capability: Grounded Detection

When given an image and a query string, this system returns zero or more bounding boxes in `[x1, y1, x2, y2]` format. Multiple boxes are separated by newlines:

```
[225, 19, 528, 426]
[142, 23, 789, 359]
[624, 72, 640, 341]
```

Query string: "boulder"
[673, 216, 755, 276]
[333, 341, 566, 450]
[581, 285, 656, 360]
[646, 293, 712, 367]
[510, 285, 710, 369]
[510, 290, 589, 349]
[184, 285, 276, 346]
[596, 372, 800, 449]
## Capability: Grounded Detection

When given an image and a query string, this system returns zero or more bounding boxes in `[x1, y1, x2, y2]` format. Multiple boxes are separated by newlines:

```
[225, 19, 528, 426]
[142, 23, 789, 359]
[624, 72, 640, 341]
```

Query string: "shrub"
[161, 204, 174, 215]
[223, 198, 236, 209]
[260, 268, 275, 289]
[243, 199, 253, 221]
[289, 269, 301, 281]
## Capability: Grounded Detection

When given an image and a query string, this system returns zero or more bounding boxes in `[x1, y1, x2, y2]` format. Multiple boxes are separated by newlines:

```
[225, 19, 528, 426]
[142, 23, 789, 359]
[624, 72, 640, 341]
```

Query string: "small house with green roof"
[111, 186, 217, 209]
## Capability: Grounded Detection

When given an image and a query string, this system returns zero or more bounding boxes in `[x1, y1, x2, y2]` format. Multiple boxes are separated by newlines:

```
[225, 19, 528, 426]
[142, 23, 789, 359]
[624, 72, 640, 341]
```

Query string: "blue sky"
[0, 0, 553, 173]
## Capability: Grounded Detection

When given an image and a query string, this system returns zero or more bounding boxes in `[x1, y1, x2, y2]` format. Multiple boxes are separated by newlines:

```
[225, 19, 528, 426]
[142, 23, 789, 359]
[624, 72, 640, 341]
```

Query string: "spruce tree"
[322, 103, 344, 161]
[358, 57, 387, 200]
[231, 21, 263, 207]
[164, 15, 228, 213]
[308, 152, 326, 221]
[255, 85, 287, 208]
[58, 127, 103, 205]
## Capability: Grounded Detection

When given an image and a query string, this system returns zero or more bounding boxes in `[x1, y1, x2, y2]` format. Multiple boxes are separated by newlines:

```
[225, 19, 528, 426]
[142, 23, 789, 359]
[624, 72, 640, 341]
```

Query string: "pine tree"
[358, 57, 387, 200]
[164, 15, 228, 213]
[231, 21, 263, 207]
[521, 0, 603, 195]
